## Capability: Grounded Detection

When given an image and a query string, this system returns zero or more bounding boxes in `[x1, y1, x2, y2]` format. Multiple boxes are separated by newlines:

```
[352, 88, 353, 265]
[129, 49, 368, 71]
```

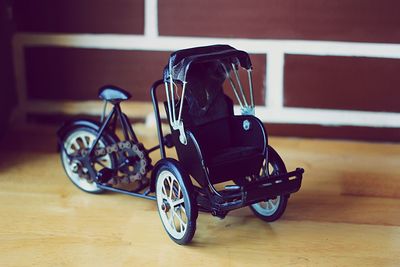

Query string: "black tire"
[60, 126, 118, 194]
[250, 146, 289, 222]
[155, 158, 198, 245]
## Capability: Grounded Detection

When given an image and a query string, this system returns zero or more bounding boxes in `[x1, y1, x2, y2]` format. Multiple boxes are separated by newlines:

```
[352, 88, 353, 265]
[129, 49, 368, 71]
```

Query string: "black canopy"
[163, 44, 252, 83]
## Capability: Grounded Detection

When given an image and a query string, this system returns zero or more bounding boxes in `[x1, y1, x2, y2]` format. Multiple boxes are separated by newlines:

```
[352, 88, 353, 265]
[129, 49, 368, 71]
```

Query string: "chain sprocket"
[95, 141, 151, 190]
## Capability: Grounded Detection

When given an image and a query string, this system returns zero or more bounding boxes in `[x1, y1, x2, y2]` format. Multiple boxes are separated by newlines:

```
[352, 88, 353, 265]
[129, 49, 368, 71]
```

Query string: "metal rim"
[156, 170, 188, 240]
[251, 196, 281, 216]
[251, 160, 281, 216]
[61, 129, 112, 192]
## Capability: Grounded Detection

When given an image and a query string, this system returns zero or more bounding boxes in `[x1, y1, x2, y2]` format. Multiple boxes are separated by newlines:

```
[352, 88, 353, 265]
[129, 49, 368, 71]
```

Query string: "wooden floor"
[1, 124, 399, 267]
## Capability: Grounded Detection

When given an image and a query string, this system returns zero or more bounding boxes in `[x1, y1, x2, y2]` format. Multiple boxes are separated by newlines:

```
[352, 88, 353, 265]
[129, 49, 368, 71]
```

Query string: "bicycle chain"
[95, 140, 151, 185]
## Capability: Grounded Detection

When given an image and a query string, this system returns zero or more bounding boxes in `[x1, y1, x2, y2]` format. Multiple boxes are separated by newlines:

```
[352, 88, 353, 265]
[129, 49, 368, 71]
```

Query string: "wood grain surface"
[0, 124, 399, 267]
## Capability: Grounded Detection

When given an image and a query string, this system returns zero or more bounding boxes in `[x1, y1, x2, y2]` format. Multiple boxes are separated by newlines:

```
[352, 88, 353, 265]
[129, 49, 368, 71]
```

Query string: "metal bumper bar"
[216, 168, 304, 212]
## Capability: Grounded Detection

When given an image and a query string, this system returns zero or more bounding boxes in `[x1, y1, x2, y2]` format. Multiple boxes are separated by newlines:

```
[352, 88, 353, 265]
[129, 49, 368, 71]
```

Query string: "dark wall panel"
[284, 55, 400, 113]
[13, 0, 144, 34]
[159, 0, 400, 43]
[25, 47, 169, 101]
[25, 47, 266, 103]
[0, 0, 17, 138]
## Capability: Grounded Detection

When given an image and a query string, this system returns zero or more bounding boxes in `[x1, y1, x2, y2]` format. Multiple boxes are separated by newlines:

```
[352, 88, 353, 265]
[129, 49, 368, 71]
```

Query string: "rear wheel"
[155, 159, 197, 245]
[60, 126, 117, 193]
[250, 146, 289, 222]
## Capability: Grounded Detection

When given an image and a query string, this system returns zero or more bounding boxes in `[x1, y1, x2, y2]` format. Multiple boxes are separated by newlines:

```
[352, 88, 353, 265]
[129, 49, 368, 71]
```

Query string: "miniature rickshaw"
[58, 45, 304, 245]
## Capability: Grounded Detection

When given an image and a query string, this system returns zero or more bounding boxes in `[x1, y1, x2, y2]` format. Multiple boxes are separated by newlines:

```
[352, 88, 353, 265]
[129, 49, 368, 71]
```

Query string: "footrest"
[244, 168, 304, 204]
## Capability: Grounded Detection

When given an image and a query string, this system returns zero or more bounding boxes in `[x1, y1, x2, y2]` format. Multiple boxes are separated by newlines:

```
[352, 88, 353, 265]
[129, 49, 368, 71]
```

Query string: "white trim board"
[12, 32, 400, 129]
[25, 100, 400, 128]
[13, 33, 400, 59]
[144, 0, 158, 37]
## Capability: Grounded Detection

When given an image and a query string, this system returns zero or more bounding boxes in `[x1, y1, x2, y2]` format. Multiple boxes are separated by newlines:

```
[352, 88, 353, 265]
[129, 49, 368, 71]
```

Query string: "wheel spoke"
[78, 138, 85, 150]
[88, 136, 95, 148]
[174, 210, 187, 231]
[72, 140, 80, 150]
[180, 205, 186, 215]
[168, 177, 173, 199]
[161, 184, 167, 198]
[83, 136, 89, 148]
[95, 159, 107, 168]
[269, 200, 275, 209]
[172, 198, 184, 207]
[271, 198, 278, 206]
[169, 212, 176, 230]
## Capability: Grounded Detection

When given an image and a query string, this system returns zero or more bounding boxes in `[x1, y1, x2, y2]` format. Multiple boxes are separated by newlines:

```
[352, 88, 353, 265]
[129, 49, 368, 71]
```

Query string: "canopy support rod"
[177, 81, 186, 122]
[232, 63, 248, 107]
[222, 64, 243, 108]
[227, 74, 244, 108]
[169, 74, 176, 122]
[247, 69, 255, 107]
[164, 81, 174, 125]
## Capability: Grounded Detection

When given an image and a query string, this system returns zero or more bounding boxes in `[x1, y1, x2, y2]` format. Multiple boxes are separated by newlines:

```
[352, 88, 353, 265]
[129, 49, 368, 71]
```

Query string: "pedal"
[224, 185, 241, 191]
[96, 168, 116, 184]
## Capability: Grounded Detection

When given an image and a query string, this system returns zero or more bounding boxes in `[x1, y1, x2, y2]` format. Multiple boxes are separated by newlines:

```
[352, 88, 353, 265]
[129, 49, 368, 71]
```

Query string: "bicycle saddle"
[98, 85, 131, 103]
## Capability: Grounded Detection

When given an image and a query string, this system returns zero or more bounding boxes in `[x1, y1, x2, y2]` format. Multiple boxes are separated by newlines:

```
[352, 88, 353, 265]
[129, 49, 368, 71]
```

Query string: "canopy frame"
[163, 45, 256, 145]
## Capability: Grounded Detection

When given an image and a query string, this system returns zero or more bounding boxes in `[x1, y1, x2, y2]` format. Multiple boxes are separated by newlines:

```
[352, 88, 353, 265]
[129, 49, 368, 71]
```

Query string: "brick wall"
[12, 0, 400, 141]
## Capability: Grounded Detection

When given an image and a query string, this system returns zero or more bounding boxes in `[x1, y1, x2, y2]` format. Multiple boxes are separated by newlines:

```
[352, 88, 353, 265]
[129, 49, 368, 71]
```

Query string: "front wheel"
[155, 159, 197, 245]
[250, 146, 289, 222]
[60, 126, 117, 193]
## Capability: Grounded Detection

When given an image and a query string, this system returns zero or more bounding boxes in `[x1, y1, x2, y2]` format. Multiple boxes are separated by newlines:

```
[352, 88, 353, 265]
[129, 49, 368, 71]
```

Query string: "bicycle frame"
[58, 101, 160, 200]
[87, 103, 139, 157]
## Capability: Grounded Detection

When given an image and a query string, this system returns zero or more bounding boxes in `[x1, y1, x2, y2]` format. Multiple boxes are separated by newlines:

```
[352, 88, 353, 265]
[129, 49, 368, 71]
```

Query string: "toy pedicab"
[58, 45, 304, 245]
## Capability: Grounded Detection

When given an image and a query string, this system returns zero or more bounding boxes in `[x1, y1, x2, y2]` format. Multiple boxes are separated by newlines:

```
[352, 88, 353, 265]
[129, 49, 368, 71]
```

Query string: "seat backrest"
[165, 94, 234, 162]
[190, 117, 232, 161]
[183, 61, 232, 126]
[178, 92, 233, 127]
[165, 61, 236, 166]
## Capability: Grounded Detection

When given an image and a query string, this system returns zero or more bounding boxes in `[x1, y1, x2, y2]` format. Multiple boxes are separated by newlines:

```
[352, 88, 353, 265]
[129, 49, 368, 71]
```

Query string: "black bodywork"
[58, 44, 303, 219]
[151, 45, 304, 217]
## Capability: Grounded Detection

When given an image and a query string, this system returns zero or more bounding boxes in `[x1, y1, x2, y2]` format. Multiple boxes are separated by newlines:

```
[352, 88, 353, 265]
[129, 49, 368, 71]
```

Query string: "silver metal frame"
[164, 61, 256, 145]
[165, 75, 187, 145]
[224, 63, 255, 116]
